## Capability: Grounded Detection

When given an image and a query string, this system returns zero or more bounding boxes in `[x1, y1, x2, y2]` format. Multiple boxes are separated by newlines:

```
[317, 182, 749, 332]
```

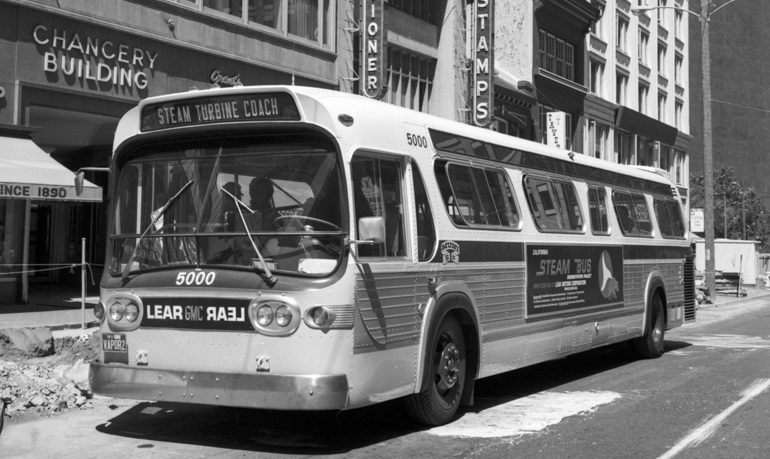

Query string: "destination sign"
[140, 92, 301, 131]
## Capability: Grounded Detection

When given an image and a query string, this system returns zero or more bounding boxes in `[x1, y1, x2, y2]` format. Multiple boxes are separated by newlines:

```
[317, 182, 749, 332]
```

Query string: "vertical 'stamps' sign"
[361, 0, 387, 99]
[471, 0, 494, 127]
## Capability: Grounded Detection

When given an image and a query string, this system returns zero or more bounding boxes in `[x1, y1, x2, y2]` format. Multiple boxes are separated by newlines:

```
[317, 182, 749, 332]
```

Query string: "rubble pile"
[1, 330, 101, 421]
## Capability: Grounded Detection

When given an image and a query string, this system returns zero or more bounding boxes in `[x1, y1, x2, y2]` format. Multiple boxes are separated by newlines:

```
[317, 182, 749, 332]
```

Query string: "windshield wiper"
[121, 180, 194, 284]
[220, 186, 278, 287]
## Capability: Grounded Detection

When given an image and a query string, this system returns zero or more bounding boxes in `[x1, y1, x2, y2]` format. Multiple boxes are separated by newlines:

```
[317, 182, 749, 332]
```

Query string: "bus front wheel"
[405, 314, 466, 426]
[633, 294, 665, 358]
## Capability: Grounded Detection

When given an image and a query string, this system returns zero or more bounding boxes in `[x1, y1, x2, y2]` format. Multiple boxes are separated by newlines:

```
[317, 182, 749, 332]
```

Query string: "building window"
[617, 16, 629, 53]
[389, 0, 436, 23]
[675, 101, 683, 129]
[673, 149, 686, 186]
[591, 9, 604, 39]
[675, 10, 684, 40]
[639, 30, 649, 65]
[0, 200, 24, 276]
[539, 29, 575, 81]
[674, 56, 682, 83]
[200, 0, 334, 48]
[657, 0, 668, 29]
[590, 60, 605, 96]
[660, 145, 671, 172]
[658, 45, 667, 76]
[540, 106, 572, 150]
[658, 93, 667, 122]
[615, 131, 633, 165]
[385, 48, 435, 113]
[616, 72, 628, 105]
[588, 120, 610, 160]
[639, 84, 649, 114]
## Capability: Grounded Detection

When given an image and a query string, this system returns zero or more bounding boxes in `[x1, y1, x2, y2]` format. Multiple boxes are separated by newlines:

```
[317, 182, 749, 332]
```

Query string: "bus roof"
[114, 85, 674, 190]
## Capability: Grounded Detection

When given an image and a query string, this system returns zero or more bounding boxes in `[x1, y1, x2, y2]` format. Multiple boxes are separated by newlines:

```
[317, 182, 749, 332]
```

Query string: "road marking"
[657, 378, 770, 459]
[428, 391, 621, 438]
[679, 334, 770, 349]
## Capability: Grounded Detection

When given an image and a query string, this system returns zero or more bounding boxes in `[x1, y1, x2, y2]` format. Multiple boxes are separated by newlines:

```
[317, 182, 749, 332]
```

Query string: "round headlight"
[311, 307, 329, 326]
[257, 305, 274, 326]
[125, 302, 140, 322]
[110, 302, 125, 321]
[275, 305, 292, 327]
[93, 301, 105, 321]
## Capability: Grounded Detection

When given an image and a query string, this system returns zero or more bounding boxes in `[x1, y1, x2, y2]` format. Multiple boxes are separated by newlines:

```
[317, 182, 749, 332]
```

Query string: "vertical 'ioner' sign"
[362, 0, 387, 100]
[471, 0, 494, 127]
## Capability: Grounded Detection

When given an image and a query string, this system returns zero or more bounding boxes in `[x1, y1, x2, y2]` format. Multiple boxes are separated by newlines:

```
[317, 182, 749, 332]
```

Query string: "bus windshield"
[110, 133, 344, 277]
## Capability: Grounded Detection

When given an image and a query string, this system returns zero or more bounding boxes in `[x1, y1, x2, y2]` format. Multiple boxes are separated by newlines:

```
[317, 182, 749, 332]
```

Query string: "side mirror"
[357, 216, 385, 243]
[74, 171, 85, 196]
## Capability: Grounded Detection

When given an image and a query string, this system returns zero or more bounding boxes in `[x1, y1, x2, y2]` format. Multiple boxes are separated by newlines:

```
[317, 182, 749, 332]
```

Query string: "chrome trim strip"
[90, 363, 349, 410]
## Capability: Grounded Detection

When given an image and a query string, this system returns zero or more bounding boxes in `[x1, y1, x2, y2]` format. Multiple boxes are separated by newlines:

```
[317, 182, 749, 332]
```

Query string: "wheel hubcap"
[437, 342, 460, 393]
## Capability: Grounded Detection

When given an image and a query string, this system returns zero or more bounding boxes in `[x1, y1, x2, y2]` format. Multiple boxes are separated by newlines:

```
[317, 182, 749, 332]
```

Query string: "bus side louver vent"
[683, 254, 696, 322]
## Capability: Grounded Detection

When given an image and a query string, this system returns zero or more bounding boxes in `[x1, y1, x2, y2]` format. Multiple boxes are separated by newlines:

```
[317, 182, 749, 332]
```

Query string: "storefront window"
[0, 200, 24, 276]
[204, 0, 243, 19]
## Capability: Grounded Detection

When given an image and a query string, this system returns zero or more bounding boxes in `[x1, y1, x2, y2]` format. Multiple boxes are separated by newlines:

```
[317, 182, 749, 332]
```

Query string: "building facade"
[0, 0, 692, 304]
[0, 0, 345, 303]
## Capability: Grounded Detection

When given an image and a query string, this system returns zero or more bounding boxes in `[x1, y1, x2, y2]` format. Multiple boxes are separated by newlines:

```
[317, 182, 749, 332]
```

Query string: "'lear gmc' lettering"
[146, 304, 245, 322]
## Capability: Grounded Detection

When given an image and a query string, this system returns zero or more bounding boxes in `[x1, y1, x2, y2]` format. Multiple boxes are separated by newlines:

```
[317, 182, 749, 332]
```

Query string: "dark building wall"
[689, 0, 770, 207]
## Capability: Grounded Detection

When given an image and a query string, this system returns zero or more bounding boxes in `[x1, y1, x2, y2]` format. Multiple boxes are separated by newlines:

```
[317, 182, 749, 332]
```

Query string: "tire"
[633, 294, 665, 358]
[405, 315, 466, 426]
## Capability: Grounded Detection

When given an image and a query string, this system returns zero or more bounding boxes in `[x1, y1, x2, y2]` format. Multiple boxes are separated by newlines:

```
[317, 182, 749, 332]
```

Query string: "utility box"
[694, 239, 759, 286]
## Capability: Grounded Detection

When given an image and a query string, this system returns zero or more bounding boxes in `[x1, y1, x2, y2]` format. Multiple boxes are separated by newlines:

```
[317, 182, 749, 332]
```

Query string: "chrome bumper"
[90, 363, 349, 410]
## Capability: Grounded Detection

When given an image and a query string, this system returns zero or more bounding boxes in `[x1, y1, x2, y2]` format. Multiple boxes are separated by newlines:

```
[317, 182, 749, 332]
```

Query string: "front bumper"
[90, 363, 349, 410]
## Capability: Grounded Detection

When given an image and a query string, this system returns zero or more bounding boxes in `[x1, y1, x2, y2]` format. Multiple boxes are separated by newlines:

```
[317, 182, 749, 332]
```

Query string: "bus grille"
[683, 254, 696, 322]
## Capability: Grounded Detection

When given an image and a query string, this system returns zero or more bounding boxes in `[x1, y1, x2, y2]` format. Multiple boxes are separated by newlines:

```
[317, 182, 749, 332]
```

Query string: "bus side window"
[412, 164, 436, 261]
[435, 162, 464, 225]
[351, 155, 406, 258]
[654, 198, 685, 238]
[588, 186, 609, 234]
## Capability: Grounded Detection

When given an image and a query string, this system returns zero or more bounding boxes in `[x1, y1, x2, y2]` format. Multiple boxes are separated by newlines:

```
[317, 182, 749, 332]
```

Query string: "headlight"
[248, 295, 301, 335]
[257, 305, 274, 326]
[275, 305, 292, 327]
[110, 302, 125, 321]
[94, 301, 105, 321]
[125, 302, 140, 322]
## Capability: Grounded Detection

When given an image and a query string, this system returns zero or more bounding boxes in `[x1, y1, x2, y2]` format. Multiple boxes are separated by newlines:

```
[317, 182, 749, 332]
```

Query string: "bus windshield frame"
[109, 131, 346, 278]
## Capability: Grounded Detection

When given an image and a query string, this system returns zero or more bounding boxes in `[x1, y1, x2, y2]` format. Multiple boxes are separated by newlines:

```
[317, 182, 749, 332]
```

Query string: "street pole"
[701, 0, 716, 297]
[741, 183, 746, 240]
[723, 189, 727, 238]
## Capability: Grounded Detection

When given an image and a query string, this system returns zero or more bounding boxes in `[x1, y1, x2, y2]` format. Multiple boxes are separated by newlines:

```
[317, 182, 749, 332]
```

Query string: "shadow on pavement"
[93, 340, 691, 454]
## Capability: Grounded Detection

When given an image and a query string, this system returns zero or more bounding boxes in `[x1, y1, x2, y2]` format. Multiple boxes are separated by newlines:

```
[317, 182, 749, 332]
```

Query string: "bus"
[88, 85, 695, 426]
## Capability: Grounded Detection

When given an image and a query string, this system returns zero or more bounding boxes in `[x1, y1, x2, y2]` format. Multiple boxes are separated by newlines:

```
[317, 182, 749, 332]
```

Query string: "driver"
[249, 176, 280, 231]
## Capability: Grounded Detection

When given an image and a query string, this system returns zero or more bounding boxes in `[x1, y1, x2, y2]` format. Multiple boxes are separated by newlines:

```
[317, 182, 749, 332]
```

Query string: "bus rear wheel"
[405, 315, 466, 426]
[633, 294, 665, 358]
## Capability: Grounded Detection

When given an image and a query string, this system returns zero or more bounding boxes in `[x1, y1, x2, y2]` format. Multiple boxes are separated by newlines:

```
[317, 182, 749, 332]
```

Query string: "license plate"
[102, 333, 129, 364]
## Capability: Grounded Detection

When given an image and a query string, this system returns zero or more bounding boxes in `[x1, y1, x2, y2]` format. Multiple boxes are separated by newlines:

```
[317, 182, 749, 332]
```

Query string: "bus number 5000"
[406, 133, 428, 148]
[176, 271, 216, 286]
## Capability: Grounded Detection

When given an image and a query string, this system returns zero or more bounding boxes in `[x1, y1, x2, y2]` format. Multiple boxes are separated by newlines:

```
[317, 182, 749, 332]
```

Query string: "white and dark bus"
[88, 85, 695, 426]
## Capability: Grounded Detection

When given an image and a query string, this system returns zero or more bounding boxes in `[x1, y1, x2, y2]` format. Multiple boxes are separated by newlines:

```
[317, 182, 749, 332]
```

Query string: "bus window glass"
[111, 134, 344, 276]
[613, 191, 651, 237]
[485, 169, 520, 227]
[525, 176, 560, 230]
[588, 186, 609, 234]
[552, 180, 583, 231]
[654, 198, 685, 238]
[434, 161, 463, 225]
[351, 156, 406, 258]
[471, 167, 500, 225]
[447, 164, 485, 225]
[413, 164, 436, 261]
[631, 193, 653, 236]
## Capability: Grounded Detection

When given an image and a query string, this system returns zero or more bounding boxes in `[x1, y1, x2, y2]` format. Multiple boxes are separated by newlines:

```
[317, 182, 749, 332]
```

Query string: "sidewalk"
[0, 284, 99, 332]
